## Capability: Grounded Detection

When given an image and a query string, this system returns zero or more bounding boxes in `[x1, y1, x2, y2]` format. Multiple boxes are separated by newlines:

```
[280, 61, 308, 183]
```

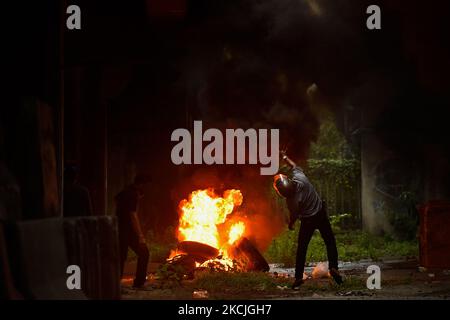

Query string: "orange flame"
[177, 188, 245, 251]
[228, 221, 245, 245]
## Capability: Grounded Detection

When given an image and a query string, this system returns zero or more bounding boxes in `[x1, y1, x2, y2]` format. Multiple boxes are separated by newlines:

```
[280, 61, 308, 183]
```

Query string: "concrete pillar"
[360, 132, 395, 235]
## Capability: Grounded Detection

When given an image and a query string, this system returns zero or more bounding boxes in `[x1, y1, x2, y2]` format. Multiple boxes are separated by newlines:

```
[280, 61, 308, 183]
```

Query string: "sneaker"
[329, 268, 343, 285]
[292, 278, 304, 290]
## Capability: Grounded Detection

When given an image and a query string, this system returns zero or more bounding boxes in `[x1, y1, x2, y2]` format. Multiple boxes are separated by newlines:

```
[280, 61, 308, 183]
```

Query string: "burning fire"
[171, 188, 246, 263]
[228, 221, 245, 245]
[166, 188, 271, 274]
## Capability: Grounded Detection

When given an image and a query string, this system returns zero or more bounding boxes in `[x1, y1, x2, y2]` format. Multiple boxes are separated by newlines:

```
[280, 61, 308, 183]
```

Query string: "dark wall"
[2, 0, 63, 219]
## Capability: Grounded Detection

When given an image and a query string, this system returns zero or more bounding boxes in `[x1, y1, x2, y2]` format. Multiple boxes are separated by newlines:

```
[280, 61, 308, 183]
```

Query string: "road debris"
[192, 290, 209, 299]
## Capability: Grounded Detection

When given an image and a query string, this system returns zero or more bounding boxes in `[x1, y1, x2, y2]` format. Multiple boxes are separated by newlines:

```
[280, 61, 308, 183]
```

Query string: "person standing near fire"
[115, 174, 151, 288]
[273, 151, 343, 290]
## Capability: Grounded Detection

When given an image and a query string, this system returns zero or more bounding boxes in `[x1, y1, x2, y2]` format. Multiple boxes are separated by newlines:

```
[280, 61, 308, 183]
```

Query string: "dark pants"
[119, 230, 149, 286]
[295, 206, 339, 279]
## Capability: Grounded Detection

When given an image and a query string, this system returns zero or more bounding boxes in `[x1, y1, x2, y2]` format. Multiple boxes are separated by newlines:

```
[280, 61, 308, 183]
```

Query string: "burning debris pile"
[164, 188, 269, 278]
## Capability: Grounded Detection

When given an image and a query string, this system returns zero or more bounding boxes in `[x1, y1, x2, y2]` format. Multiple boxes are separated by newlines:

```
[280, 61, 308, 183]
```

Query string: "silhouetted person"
[64, 164, 93, 217]
[115, 174, 151, 288]
[273, 152, 343, 290]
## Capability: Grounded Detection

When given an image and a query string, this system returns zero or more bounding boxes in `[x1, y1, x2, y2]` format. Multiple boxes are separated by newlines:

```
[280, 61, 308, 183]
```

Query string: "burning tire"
[177, 241, 219, 261]
[230, 237, 270, 272]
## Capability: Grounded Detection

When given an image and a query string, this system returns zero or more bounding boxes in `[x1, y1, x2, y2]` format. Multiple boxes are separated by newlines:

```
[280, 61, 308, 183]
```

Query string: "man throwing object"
[273, 152, 343, 290]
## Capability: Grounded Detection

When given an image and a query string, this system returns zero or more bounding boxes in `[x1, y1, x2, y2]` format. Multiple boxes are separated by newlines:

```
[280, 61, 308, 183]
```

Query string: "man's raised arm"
[280, 150, 299, 169]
